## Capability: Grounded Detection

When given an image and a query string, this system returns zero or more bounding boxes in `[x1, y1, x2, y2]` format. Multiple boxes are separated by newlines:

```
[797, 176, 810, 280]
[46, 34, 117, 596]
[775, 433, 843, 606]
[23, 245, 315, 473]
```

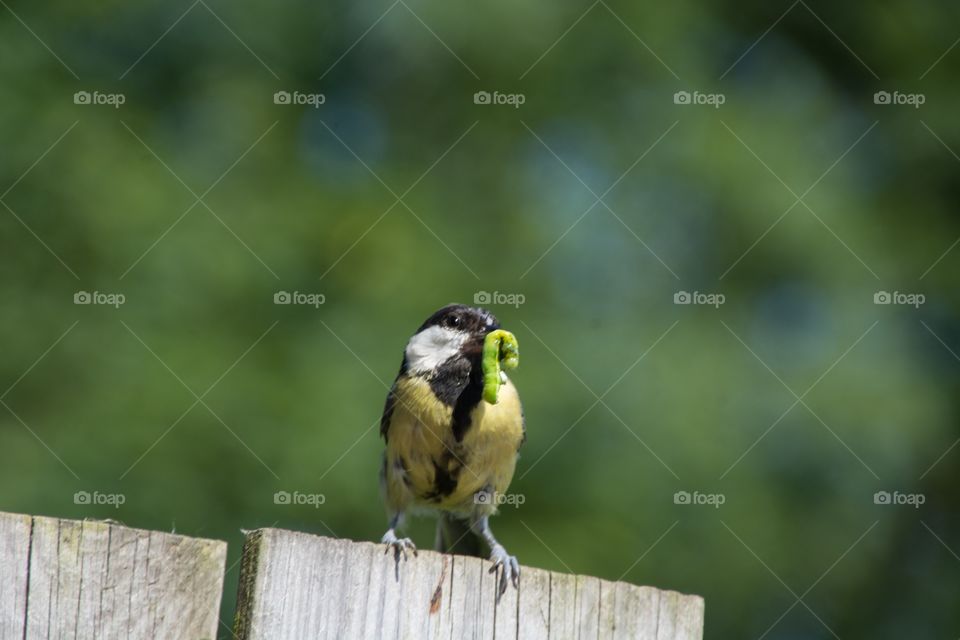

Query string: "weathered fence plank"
[233, 527, 704, 640]
[516, 565, 550, 639]
[0, 511, 227, 640]
[0, 512, 31, 640]
[2, 515, 705, 638]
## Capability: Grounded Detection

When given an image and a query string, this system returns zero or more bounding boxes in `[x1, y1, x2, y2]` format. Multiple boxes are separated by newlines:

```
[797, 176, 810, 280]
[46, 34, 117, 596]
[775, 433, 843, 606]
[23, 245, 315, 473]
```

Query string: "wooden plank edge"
[230, 528, 705, 639]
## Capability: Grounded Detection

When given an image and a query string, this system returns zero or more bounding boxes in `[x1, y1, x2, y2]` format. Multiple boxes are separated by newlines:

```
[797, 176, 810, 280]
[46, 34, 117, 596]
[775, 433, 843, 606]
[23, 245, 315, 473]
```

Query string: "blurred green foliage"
[2, 1, 959, 637]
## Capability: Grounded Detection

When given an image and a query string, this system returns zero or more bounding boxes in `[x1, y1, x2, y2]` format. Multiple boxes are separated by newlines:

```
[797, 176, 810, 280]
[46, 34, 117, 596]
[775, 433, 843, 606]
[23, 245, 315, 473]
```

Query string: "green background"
[1, 1, 958, 637]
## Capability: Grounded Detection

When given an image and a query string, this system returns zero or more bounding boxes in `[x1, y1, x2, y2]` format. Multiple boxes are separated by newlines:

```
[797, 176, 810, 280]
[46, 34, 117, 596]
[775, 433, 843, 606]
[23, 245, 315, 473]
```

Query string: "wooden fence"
[0, 512, 226, 639]
[0, 511, 704, 639]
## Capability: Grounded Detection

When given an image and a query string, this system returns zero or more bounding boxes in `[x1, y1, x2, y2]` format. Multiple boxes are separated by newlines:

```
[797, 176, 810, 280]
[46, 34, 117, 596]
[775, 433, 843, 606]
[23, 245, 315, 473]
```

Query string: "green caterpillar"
[482, 329, 519, 404]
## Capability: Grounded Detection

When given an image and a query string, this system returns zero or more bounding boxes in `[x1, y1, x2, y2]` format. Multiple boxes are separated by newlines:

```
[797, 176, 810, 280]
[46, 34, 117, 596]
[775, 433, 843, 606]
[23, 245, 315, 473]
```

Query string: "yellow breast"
[382, 375, 524, 515]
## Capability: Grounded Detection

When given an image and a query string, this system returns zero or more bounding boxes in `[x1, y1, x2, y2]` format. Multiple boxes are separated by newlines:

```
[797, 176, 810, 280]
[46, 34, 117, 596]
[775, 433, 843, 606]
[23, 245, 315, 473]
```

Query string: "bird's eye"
[445, 315, 461, 328]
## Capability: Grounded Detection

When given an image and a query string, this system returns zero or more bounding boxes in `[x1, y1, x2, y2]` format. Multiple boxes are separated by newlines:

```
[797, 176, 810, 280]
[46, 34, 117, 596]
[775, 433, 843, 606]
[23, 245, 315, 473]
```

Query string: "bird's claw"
[488, 544, 520, 599]
[381, 530, 418, 561]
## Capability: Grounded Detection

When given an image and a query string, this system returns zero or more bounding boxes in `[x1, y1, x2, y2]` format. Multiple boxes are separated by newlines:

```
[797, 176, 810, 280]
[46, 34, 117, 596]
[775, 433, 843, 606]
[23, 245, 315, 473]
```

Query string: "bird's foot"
[488, 543, 520, 598]
[381, 529, 418, 580]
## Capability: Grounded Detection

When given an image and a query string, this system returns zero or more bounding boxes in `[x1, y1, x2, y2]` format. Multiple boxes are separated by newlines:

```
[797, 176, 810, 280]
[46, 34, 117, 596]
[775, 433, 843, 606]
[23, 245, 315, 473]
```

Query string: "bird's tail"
[435, 513, 484, 557]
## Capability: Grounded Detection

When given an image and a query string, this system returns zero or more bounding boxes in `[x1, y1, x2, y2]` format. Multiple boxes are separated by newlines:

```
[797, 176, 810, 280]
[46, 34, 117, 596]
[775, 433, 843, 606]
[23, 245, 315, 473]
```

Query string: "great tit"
[379, 304, 525, 594]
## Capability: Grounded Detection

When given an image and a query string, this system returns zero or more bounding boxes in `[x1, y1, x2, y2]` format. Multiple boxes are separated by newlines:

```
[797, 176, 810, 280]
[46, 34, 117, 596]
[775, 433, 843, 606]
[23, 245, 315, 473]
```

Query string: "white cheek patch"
[405, 325, 466, 374]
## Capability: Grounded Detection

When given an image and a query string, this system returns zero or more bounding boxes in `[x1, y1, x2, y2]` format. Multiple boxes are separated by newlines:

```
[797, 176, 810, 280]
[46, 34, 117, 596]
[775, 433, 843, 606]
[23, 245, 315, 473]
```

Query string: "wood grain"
[2, 514, 704, 639]
[233, 528, 704, 640]
[0, 511, 227, 640]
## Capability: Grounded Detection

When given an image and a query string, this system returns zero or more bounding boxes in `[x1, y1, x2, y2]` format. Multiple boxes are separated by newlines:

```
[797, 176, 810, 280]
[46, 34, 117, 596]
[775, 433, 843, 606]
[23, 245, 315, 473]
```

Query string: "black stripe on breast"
[450, 367, 484, 442]
[427, 355, 484, 443]
[428, 456, 460, 500]
[423, 447, 469, 502]
[428, 356, 471, 406]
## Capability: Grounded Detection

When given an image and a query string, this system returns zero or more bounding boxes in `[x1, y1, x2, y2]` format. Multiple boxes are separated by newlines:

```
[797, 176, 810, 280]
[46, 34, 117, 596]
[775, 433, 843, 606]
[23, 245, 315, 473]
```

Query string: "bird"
[379, 303, 525, 595]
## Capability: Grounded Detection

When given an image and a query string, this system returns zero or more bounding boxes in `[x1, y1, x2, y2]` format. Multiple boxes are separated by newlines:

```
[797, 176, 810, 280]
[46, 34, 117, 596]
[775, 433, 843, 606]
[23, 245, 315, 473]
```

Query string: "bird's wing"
[380, 380, 398, 442]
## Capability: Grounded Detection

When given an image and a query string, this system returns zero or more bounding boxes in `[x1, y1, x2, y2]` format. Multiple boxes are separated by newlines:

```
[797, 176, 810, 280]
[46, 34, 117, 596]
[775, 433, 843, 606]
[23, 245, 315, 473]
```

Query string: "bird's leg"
[381, 512, 417, 557]
[471, 510, 520, 598]
[381, 512, 417, 579]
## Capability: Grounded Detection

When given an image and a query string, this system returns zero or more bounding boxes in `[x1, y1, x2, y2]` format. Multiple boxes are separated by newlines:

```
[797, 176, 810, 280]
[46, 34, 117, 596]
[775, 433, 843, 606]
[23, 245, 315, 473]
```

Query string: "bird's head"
[404, 304, 500, 375]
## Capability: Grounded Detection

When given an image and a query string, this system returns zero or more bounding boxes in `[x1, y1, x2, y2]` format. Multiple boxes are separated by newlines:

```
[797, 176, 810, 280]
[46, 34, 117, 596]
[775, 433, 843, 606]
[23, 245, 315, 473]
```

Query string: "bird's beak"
[463, 328, 494, 360]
